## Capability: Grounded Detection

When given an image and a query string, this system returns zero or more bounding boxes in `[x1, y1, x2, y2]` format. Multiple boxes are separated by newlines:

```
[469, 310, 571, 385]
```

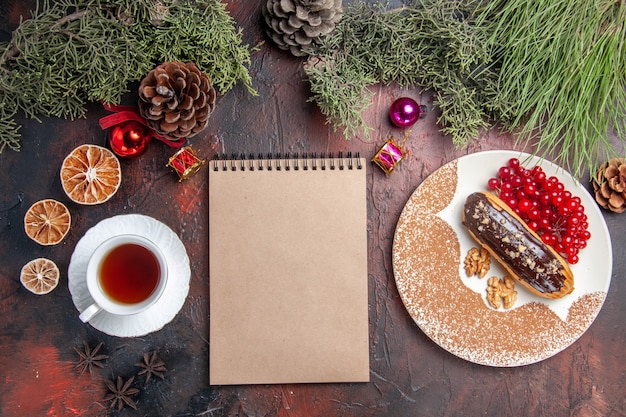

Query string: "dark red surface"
[1, 2, 625, 416]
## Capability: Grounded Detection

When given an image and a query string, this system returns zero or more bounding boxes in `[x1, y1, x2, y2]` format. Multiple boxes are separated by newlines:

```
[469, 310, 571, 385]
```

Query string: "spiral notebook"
[209, 153, 369, 385]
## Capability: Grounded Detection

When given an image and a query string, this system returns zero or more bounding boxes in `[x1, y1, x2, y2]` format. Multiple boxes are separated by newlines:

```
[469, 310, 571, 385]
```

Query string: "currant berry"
[566, 198, 579, 211]
[557, 204, 571, 216]
[534, 170, 547, 183]
[551, 194, 565, 207]
[501, 182, 514, 192]
[538, 217, 551, 231]
[518, 198, 532, 213]
[542, 180, 555, 192]
[539, 193, 552, 207]
[498, 166, 512, 179]
[524, 183, 537, 196]
[567, 216, 580, 227]
[527, 220, 539, 231]
[505, 197, 517, 209]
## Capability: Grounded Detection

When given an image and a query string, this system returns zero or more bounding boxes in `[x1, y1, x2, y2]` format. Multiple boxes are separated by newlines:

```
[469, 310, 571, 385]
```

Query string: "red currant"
[542, 181, 555, 192]
[539, 193, 552, 206]
[527, 220, 539, 231]
[522, 183, 534, 195]
[486, 160, 590, 265]
[498, 166, 512, 179]
[568, 254, 579, 264]
[557, 204, 571, 216]
[528, 208, 541, 220]
[567, 216, 580, 227]
[534, 170, 547, 183]
[505, 197, 517, 209]
[518, 198, 532, 213]
[551, 194, 565, 206]
[501, 182, 514, 192]
[538, 217, 551, 231]
[487, 177, 500, 190]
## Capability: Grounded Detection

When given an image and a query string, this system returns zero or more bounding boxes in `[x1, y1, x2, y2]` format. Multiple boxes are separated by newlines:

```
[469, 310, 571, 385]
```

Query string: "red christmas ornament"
[99, 103, 185, 158]
[108, 121, 151, 158]
[389, 97, 426, 128]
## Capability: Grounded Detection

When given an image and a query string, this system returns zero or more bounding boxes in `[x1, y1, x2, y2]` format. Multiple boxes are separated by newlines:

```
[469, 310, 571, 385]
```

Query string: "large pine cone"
[138, 61, 216, 141]
[593, 157, 626, 213]
[262, 0, 342, 57]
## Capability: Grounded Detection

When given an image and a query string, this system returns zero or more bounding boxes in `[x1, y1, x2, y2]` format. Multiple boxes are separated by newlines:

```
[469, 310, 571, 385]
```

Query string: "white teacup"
[79, 234, 168, 323]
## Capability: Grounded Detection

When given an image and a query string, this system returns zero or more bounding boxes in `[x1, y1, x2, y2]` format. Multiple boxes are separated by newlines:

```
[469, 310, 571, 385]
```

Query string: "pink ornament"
[389, 97, 425, 128]
[372, 137, 408, 175]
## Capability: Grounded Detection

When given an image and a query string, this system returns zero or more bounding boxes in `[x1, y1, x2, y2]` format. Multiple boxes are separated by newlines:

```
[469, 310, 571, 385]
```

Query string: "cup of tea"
[79, 234, 168, 323]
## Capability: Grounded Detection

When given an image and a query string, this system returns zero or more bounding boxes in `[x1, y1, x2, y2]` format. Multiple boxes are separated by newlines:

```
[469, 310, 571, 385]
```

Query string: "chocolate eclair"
[462, 192, 574, 299]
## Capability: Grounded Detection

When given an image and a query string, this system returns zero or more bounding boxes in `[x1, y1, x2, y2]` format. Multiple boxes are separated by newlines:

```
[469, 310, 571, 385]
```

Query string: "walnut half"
[464, 247, 491, 278]
[486, 275, 518, 309]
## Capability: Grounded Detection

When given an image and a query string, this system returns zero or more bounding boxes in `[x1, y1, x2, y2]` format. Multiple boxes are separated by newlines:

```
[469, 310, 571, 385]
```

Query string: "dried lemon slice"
[60, 144, 122, 205]
[20, 258, 60, 295]
[24, 199, 71, 245]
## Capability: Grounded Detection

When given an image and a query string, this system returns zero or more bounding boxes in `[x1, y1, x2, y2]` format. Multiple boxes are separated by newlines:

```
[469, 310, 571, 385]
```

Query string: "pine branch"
[476, 0, 626, 176]
[304, 0, 625, 177]
[0, 0, 255, 153]
[305, 0, 497, 144]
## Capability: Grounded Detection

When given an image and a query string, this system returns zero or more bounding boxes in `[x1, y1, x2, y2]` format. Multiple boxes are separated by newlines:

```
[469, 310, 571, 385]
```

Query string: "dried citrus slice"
[24, 199, 71, 245]
[20, 258, 60, 295]
[60, 144, 121, 205]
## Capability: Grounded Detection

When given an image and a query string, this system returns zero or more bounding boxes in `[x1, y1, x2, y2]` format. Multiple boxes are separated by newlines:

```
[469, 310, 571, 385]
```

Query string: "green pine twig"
[305, 0, 497, 144]
[0, 0, 256, 153]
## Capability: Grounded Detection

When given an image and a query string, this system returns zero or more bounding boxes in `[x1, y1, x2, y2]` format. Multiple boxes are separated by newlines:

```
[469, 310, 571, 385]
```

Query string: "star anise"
[74, 341, 108, 376]
[103, 375, 140, 411]
[135, 351, 167, 384]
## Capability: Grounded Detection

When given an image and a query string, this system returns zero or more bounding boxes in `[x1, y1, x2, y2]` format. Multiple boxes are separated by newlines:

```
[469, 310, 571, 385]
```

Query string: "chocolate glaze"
[463, 192, 568, 294]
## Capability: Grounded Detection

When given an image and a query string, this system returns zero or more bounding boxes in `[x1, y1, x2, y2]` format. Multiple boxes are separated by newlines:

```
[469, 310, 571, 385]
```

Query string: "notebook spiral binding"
[212, 152, 363, 172]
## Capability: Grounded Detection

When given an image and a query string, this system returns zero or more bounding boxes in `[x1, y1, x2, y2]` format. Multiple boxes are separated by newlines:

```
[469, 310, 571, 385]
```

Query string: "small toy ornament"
[167, 146, 205, 181]
[388, 97, 427, 128]
[108, 121, 151, 158]
[372, 131, 410, 175]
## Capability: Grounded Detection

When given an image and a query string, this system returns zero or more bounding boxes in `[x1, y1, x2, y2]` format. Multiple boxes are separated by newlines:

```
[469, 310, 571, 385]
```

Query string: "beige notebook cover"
[209, 154, 369, 385]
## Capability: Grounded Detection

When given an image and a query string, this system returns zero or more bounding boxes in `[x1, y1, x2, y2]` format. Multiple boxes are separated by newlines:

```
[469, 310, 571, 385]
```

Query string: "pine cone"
[592, 157, 626, 213]
[138, 61, 216, 141]
[262, 0, 342, 57]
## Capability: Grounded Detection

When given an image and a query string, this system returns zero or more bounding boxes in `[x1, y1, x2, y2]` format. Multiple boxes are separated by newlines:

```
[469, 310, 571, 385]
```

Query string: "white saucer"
[68, 214, 191, 337]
